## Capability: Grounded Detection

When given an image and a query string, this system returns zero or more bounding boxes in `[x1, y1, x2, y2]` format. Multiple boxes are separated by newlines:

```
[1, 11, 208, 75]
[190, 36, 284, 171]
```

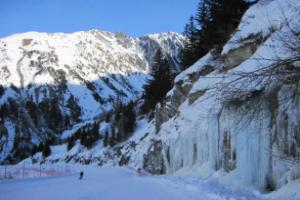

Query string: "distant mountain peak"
[0, 29, 185, 162]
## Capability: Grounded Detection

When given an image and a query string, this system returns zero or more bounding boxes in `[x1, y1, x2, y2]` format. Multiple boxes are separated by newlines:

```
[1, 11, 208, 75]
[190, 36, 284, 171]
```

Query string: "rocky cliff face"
[0, 30, 185, 162]
[122, 0, 300, 191]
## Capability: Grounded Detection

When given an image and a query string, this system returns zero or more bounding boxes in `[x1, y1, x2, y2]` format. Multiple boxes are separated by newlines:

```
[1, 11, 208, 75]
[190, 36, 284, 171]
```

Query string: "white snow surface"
[0, 165, 286, 200]
[222, 0, 300, 54]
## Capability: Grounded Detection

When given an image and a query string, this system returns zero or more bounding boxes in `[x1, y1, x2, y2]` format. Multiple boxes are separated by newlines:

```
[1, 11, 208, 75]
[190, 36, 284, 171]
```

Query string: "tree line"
[103, 100, 136, 147]
[180, 0, 253, 69]
[140, 0, 255, 115]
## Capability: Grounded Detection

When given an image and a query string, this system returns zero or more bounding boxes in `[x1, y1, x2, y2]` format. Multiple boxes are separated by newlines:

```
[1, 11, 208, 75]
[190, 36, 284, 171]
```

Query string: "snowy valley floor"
[0, 165, 299, 200]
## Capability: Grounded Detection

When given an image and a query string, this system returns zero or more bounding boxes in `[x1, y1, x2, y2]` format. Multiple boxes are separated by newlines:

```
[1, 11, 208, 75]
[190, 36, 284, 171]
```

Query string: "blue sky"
[0, 0, 198, 38]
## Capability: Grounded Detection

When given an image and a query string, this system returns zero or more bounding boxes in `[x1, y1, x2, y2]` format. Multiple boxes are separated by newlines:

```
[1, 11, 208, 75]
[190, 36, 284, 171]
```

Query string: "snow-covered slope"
[0, 165, 271, 200]
[0, 30, 184, 162]
[0, 30, 184, 114]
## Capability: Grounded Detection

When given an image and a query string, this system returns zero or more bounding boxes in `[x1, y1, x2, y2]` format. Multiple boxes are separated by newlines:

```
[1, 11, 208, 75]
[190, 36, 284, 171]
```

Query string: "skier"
[137, 167, 141, 176]
[79, 171, 84, 180]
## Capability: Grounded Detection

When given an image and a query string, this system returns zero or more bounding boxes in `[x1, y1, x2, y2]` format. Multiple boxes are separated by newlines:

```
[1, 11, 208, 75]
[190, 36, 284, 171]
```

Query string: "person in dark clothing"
[79, 171, 84, 180]
[137, 167, 141, 176]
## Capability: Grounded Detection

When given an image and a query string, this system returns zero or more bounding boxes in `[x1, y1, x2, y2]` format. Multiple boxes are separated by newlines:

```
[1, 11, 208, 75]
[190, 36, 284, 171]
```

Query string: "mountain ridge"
[0, 29, 185, 162]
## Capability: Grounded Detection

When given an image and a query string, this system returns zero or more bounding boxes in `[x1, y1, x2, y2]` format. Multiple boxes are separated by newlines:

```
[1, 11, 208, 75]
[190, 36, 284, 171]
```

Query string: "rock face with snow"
[0, 30, 185, 162]
[124, 0, 300, 191]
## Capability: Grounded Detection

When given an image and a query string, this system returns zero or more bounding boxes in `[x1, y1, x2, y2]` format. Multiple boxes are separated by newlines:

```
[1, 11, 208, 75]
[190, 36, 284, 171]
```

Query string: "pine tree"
[67, 137, 75, 150]
[109, 128, 116, 147]
[12, 136, 21, 158]
[49, 99, 63, 131]
[197, 0, 248, 51]
[25, 100, 39, 126]
[180, 16, 200, 69]
[194, 0, 213, 56]
[115, 129, 121, 144]
[37, 142, 44, 152]
[30, 145, 38, 156]
[0, 103, 8, 121]
[103, 132, 109, 147]
[79, 123, 100, 149]
[142, 49, 174, 114]
[180, 0, 250, 69]
[66, 95, 81, 123]
[80, 129, 87, 147]
[89, 123, 100, 147]
[123, 101, 136, 135]
[0, 84, 4, 97]
[42, 143, 51, 157]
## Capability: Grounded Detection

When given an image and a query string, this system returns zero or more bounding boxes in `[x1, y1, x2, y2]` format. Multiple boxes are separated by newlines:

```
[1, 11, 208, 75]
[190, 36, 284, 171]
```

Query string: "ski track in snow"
[0, 166, 267, 200]
[164, 175, 268, 200]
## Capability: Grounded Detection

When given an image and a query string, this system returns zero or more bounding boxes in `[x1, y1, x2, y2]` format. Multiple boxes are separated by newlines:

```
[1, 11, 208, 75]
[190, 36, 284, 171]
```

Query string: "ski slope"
[0, 165, 274, 200]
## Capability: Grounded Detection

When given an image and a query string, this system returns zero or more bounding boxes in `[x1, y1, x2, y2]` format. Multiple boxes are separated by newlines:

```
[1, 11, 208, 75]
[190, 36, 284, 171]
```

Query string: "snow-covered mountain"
[2, 0, 300, 196]
[0, 30, 185, 162]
